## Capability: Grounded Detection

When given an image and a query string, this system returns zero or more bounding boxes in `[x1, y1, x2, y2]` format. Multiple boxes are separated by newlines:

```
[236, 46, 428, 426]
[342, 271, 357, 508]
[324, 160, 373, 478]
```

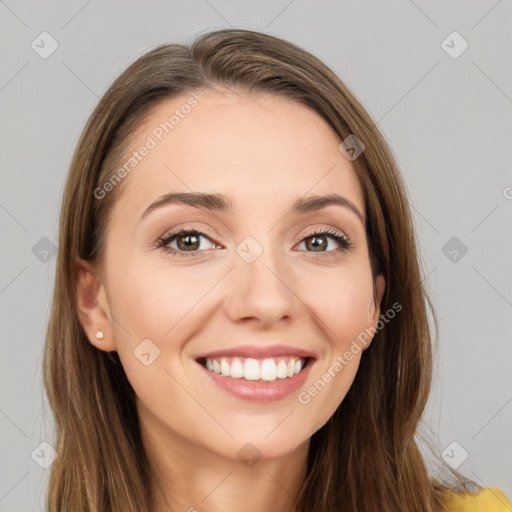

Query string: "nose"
[222, 242, 298, 328]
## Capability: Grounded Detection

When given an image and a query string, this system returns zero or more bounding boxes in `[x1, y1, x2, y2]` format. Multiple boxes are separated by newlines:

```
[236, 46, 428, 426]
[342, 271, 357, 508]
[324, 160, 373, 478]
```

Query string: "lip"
[196, 357, 314, 403]
[196, 344, 316, 360]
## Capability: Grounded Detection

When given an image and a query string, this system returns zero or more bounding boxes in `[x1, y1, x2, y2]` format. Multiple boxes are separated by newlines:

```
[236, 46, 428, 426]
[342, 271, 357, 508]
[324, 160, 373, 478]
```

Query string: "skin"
[77, 89, 385, 512]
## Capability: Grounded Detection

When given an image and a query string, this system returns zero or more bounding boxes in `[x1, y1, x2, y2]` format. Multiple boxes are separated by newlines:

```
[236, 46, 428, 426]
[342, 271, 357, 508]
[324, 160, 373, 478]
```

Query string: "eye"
[156, 227, 220, 258]
[295, 227, 353, 256]
[155, 226, 353, 259]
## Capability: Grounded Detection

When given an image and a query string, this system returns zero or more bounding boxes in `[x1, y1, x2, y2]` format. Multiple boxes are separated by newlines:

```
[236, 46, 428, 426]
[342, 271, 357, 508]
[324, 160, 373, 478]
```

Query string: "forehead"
[111, 89, 364, 220]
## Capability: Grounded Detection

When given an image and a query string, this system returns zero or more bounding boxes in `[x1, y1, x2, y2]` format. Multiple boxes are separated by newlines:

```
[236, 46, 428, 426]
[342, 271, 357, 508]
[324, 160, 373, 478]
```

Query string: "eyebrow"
[140, 192, 365, 225]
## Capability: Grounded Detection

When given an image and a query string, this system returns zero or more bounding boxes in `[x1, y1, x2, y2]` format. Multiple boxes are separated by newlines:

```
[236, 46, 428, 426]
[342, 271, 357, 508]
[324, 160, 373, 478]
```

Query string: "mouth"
[194, 345, 316, 402]
[196, 355, 313, 382]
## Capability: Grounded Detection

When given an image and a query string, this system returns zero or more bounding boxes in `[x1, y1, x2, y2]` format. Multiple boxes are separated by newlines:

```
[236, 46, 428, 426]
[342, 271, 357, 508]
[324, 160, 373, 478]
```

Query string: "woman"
[43, 28, 511, 511]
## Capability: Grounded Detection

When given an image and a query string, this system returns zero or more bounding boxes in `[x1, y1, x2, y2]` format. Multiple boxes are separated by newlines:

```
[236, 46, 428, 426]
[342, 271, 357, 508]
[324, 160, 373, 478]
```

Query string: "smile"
[200, 356, 308, 382]
[195, 344, 315, 402]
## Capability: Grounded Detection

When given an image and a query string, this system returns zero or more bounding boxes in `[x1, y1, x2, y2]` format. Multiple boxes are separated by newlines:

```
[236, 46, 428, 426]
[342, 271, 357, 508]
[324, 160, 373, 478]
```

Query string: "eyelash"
[155, 226, 353, 260]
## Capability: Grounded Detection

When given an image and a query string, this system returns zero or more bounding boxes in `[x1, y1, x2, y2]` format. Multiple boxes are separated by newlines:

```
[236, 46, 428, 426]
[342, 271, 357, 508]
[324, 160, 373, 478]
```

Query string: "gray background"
[1, 1, 511, 510]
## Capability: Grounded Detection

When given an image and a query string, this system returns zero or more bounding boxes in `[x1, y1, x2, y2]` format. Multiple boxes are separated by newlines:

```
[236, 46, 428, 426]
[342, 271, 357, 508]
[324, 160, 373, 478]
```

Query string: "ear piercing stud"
[95, 331, 104, 340]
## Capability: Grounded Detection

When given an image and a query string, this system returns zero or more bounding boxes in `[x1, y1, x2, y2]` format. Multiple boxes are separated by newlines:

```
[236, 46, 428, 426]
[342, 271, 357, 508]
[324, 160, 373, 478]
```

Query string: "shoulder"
[444, 487, 512, 512]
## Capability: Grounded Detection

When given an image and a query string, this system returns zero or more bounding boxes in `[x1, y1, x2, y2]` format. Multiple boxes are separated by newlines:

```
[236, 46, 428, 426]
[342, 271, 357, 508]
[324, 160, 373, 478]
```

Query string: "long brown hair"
[43, 28, 476, 511]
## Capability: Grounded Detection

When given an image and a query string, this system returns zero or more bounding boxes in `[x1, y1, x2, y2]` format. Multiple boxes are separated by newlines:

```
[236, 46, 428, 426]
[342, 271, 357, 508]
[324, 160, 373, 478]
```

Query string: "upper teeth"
[205, 356, 306, 381]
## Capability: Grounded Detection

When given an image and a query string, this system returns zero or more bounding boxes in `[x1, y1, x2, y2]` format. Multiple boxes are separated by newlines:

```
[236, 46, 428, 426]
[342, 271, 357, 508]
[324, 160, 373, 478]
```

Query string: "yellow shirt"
[445, 487, 512, 511]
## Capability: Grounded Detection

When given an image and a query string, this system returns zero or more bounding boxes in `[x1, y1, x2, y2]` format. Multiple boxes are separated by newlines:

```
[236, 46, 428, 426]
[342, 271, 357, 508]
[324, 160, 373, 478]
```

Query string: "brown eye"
[303, 235, 328, 252]
[175, 232, 201, 251]
[157, 228, 219, 258]
[296, 228, 352, 255]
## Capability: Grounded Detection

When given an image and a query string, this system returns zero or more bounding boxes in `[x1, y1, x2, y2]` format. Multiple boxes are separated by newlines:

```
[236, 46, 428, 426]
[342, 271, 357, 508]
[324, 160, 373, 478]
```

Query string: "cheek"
[104, 262, 223, 432]
[105, 258, 226, 390]
[296, 261, 376, 348]
[292, 264, 374, 424]
[107, 258, 211, 340]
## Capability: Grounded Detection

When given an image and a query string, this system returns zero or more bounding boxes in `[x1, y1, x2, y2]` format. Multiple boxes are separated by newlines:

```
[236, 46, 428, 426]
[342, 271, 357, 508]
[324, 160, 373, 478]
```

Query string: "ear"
[76, 258, 117, 352]
[371, 274, 386, 324]
[363, 274, 386, 351]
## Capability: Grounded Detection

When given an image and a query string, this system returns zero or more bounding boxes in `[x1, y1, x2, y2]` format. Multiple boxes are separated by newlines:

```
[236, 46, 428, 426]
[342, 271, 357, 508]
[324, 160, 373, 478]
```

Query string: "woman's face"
[87, 89, 384, 462]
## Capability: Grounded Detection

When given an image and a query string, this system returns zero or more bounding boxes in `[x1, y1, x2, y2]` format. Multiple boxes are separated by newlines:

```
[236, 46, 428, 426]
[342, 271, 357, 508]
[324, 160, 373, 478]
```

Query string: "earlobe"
[76, 258, 116, 352]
